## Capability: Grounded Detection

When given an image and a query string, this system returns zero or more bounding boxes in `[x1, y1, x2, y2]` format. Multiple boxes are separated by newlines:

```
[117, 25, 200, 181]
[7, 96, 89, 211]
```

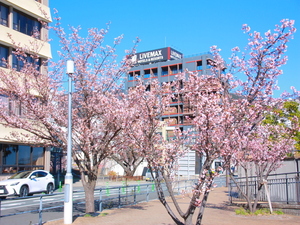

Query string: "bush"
[235, 207, 249, 215]
[107, 171, 117, 177]
[107, 171, 117, 180]
[235, 207, 284, 216]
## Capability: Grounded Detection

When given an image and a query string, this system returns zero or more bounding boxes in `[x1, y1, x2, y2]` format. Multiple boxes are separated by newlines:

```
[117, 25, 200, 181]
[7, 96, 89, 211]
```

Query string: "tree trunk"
[182, 161, 214, 225]
[154, 178, 184, 225]
[184, 214, 194, 225]
[196, 190, 211, 225]
[123, 167, 135, 177]
[82, 177, 97, 213]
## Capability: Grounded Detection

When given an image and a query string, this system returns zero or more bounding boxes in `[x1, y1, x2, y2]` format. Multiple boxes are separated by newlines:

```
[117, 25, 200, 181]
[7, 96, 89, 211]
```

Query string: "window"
[171, 94, 183, 103]
[144, 69, 150, 78]
[144, 68, 158, 79]
[162, 64, 182, 76]
[0, 95, 9, 115]
[145, 85, 150, 91]
[32, 147, 44, 166]
[18, 145, 31, 166]
[12, 52, 41, 72]
[13, 9, 41, 38]
[170, 65, 178, 74]
[128, 70, 140, 81]
[2, 145, 17, 166]
[0, 145, 45, 173]
[178, 64, 182, 73]
[207, 59, 213, 69]
[152, 68, 158, 76]
[0, 3, 8, 27]
[4, 96, 27, 117]
[0, 45, 8, 68]
[32, 171, 47, 178]
[162, 66, 168, 75]
[37, 171, 47, 177]
[197, 61, 202, 70]
[9, 98, 21, 116]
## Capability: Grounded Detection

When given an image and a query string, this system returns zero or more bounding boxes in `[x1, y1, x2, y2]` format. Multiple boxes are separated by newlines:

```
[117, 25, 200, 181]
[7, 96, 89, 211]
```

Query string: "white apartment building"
[0, 0, 52, 177]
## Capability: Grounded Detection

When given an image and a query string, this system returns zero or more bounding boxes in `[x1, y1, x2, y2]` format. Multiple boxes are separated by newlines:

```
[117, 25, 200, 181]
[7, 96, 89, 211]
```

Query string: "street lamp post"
[64, 60, 74, 224]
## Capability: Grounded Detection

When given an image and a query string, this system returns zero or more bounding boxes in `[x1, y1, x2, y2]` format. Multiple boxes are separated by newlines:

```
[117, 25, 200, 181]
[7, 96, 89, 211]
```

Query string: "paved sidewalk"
[44, 186, 300, 225]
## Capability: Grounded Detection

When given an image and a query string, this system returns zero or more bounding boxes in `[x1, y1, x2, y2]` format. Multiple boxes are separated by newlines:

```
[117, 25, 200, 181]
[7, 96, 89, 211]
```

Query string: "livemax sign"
[131, 47, 183, 65]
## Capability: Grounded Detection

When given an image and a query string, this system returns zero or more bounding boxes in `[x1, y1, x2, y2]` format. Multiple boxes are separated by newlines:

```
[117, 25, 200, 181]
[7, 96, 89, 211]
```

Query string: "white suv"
[0, 170, 55, 199]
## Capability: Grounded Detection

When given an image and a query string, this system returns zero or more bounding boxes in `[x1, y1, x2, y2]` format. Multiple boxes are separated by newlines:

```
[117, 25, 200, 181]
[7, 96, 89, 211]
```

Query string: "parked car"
[0, 170, 55, 199]
[145, 169, 163, 181]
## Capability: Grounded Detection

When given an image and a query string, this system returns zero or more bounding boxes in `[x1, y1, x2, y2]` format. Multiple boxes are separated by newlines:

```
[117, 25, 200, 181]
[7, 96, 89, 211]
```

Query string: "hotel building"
[126, 47, 223, 176]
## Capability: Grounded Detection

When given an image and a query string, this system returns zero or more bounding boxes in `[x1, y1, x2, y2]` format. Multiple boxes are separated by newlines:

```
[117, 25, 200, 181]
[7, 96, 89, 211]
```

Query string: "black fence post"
[99, 188, 103, 212]
[286, 176, 289, 204]
[254, 180, 258, 199]
[146, 184, 149, 202]
[134, 186, 136, 205]
[38, 196, 43, 225]
[118, 187, 121, 208]
[229, 180, 232, 204]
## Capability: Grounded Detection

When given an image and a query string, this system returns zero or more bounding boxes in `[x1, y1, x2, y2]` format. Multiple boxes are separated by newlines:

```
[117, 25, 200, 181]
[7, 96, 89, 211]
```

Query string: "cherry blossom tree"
[124, 19, 297, 225]
[0, 12, 138, 213]
[110, 144, 144, 177]
[229, 123, 296, 213]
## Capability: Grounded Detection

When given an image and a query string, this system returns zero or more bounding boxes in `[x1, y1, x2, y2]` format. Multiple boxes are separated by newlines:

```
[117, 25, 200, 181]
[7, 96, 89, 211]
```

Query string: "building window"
[162, 66, 168, 75]
[2, 145, 17, 167]
[0, 96, 25, 117]
[32, 147, 44, 166]
[144, 68, 158, 79]
[144, 69, 150, 78]
[0, 3, 9, 27]
[179, 64, 182, 73]
[197, 61, 202, 70]
[13, 9, 41, 38]
[12, 52, 41, 72]
[18, 145, 31, 166]
[0, 45, 9, 68]
[207, 59, 213, 69]
[162, 64, 182, 76]
[128, 70, 140, 81]
[1, 145, 45, 174]
[145, 85, 150, 92]
[9, 98, 21, 116]
[170, 65, 178, 74]
[152, 68, 158, 76]
[0, 95, 9, 115]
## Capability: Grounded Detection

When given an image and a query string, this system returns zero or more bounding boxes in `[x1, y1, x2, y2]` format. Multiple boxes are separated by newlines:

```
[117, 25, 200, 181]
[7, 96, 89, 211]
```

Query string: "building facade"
[125, 47, 222, 177]
[0, 0, 52, 177]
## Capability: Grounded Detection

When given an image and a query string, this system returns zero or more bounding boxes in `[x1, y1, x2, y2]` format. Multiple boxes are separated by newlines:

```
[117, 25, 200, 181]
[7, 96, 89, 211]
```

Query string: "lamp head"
[66, 60, 74, 74]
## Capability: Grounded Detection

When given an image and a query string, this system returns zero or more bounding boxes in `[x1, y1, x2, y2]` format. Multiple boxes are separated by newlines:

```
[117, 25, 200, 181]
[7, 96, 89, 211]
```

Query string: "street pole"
[64, 60, 74, 224]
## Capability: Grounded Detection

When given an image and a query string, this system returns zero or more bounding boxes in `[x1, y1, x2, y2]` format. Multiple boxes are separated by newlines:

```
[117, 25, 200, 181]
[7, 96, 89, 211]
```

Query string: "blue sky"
[50, 0, 300, 97]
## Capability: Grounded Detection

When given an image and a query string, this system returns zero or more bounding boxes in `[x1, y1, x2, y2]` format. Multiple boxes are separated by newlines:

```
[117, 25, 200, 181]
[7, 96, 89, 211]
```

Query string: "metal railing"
[97, 179, 196, 212]
[229, 172, 300, 204]
[0, 179, 197, 225]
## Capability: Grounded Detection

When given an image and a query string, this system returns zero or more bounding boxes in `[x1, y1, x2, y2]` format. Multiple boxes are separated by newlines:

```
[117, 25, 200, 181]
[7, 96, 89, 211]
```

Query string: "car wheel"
[46, 183, 54, 194]
[19, 186, 29, 197]
[0, 196, 6, 200]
